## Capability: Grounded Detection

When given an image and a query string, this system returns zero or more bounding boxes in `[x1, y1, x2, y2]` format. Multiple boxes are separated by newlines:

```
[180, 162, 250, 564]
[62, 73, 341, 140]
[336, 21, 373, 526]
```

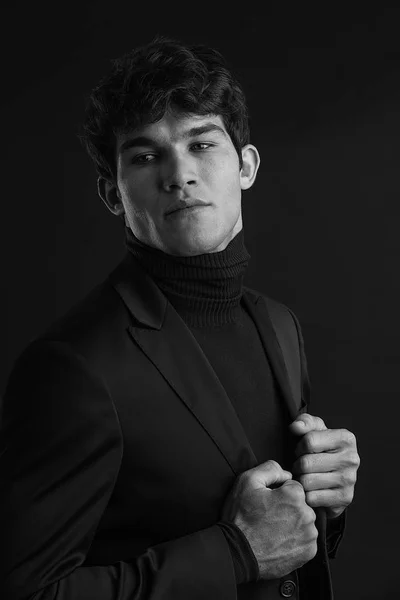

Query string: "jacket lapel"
[108, 253, 257, 476]
[242, 290, 300, 423]
[108, 253, 298, 475]
[135, 302, 260, 475]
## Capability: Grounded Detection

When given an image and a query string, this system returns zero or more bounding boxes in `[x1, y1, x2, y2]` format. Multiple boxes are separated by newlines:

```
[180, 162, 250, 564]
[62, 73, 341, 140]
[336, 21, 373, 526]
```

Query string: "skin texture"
[221, 413, 360, 579]
[98, 110, 260, 257]
[289, 413, 360, 519]
[221, 460, 319, 579]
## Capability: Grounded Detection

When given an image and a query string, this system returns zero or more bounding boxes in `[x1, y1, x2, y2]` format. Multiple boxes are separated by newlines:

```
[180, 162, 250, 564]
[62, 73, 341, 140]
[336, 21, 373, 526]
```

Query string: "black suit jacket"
[0, 253, 343, 599]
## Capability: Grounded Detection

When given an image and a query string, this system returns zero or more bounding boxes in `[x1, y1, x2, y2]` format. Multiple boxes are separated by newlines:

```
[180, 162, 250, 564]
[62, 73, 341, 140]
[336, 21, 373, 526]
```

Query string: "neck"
[124, 227, 251, 327]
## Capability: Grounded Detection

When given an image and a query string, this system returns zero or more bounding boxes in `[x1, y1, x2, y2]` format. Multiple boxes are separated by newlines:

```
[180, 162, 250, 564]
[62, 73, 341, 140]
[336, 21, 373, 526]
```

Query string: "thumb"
[250, 459, 292, 489]
[289, 412, 327, 436]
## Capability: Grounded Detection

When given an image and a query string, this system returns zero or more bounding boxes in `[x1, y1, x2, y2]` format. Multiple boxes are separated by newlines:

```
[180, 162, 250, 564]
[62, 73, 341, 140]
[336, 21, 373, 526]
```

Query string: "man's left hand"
[289, 414, 360, 519]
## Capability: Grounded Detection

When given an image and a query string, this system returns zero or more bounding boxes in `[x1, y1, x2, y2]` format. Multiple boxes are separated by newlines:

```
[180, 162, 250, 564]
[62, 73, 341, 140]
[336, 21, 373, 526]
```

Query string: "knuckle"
[342, 468, 357, 487]
[284, 480, 304, 498]
[299, 455, 311, 472]
[300, 413, 312, 425]
[307, 522, 318, 542]
[340, 429, 356, 446]
[312, 523, 319, 539]
[239, 470, 253, 486]
[349, 469, 358, 485]
[333, 487, 343, 503]
[265, 459, 281, 473]
[338, 487, 350, 504]
[340, 450, 360, 472]
[304, 431, 317, 452]
[345, 488, 354, 504]
[349, 451, 361, 469]
[305, 504, 317, 523]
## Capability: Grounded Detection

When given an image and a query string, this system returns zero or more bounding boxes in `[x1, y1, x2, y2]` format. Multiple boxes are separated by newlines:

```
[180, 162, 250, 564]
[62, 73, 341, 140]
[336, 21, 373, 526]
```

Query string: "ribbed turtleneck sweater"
[125, 226, 291, 585]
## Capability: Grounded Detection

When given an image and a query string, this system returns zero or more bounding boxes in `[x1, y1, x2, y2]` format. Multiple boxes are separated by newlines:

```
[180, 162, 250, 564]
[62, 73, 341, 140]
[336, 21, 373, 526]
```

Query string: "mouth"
[165, 206, 209, 219]
[165, 201, 210, 217]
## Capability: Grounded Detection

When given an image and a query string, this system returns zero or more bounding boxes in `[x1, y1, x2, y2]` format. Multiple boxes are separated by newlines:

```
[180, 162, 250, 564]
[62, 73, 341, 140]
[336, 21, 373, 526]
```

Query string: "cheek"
[118, 175, 153, 214]
[207, 155, 241, 194]
[120, 174, 141, 196]
[219, 165, 242, 206]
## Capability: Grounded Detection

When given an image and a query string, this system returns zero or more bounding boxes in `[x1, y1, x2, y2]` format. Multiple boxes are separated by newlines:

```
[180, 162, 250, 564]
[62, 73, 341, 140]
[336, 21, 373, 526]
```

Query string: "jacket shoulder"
[243, 285, 295, 320]
[244, 285, 304, 347]
[43, 282, 125, 339]
[27, 262, 136, 365]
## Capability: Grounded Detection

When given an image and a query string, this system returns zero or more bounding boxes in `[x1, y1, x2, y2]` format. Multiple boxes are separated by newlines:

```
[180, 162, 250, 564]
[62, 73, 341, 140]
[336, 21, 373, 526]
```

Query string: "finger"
[294, 429, 350, 457]
[280, 479, 306, 498]
[305, 487, 354, 510]
[292, 451, 345, 475]
[296, 472, 342, 492]
[247, 459, 293, 489]
[289, 413, 327, 436]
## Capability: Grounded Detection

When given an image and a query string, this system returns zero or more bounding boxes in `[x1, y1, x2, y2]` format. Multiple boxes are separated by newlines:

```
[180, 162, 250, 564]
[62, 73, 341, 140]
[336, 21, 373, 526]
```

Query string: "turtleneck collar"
[124, 226, 251, 328]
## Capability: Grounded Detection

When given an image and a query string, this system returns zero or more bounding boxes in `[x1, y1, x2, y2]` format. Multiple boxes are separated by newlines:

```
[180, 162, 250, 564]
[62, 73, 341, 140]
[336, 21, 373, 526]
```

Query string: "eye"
[191, 142, 214, 151]
[132, 154, 157, 164]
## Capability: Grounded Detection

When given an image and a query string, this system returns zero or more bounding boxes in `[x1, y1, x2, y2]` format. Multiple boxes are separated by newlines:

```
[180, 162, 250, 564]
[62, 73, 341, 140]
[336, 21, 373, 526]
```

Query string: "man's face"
[110, 111, 258, 256]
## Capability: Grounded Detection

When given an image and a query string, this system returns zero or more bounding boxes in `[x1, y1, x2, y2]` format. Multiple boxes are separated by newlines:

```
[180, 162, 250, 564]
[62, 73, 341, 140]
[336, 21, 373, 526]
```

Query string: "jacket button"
[280, 579, 296, 597]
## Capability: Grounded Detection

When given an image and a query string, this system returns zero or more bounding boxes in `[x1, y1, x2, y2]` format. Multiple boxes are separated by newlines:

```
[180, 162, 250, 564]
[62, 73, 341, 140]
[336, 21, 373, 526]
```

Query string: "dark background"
[1, 4, 399, 599]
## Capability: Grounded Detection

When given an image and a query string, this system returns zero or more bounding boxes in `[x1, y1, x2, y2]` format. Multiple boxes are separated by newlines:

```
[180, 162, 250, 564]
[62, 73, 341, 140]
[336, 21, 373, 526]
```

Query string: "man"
[0, 37, 360, 599]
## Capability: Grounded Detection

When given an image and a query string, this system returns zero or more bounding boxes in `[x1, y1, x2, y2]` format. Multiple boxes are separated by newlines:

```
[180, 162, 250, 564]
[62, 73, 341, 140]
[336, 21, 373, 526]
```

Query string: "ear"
[239, 144, 261, 190]
[97, 177, 125, 217]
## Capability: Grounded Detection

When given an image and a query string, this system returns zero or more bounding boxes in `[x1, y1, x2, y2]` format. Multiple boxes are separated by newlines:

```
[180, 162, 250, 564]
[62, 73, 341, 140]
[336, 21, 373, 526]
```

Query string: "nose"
[160, 152, 198, 192]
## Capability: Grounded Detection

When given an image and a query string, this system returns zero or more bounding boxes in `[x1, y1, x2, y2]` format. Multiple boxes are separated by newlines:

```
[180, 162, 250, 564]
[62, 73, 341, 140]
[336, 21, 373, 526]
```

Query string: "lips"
[165, 199, 210, 216]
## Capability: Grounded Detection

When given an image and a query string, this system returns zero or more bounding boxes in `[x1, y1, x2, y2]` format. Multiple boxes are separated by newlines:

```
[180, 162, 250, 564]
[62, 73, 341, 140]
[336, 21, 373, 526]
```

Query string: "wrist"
[217, 521, 260, 584]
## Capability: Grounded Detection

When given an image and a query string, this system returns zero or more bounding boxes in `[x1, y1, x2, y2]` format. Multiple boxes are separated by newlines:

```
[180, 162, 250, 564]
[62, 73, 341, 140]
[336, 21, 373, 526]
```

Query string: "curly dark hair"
[80, 36, 250, 182]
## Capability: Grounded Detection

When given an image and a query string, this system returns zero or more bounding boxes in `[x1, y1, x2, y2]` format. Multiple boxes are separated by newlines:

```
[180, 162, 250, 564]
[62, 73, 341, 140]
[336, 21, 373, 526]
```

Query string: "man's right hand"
[221, 460, 318, 580]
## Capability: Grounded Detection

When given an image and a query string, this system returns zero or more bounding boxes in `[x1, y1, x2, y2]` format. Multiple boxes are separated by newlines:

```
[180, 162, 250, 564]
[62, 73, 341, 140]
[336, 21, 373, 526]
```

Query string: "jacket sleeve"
[0, 340, 237, 600]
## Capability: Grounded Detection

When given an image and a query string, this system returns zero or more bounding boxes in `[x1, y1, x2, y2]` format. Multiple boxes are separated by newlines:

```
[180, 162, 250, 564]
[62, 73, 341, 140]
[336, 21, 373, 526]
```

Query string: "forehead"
[117, 112, 228, 149]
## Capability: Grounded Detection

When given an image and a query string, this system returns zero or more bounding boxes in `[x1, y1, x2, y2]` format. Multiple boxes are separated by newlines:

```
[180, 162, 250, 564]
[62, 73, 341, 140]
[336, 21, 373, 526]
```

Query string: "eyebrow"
[118, 122, 227, 155]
